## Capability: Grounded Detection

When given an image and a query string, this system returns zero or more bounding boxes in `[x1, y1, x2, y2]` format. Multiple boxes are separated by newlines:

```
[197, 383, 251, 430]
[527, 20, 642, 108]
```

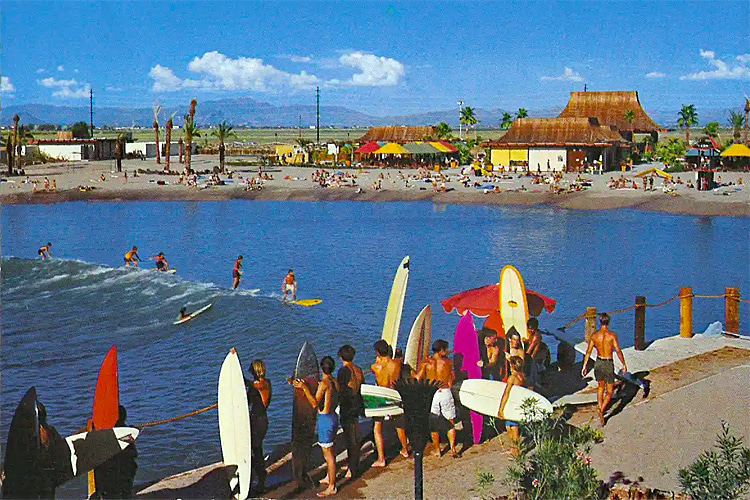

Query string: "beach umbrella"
[375, 143, 409, 155]
[721, 143, 750, 157]
[635, 167, 672, 180]
[441, 284, 556, 318]
[402, 142, 441, 155]
[430, 141, 458, 153]
[354, 142, 381, 154]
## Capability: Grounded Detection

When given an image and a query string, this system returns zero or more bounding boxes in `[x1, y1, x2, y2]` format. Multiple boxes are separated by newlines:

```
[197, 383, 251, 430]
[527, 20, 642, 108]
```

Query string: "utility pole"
[457, 101, 464, 140]
[89, 88, 94, 138]
[744, 96, 749, 145]
[584, 84, 587, 92]
[316, 86, 320, 145]
[299, 114, 302, 139]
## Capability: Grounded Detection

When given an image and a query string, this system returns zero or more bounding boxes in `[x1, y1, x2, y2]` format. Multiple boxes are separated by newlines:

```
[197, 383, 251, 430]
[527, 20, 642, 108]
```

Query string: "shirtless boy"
[581, 313, 628, 425]
[124, 246, 141, 267]
[371, 339, 409, 465]
[416, 339, 458, 458]
[38, 242, 53, 260]
[477, 330, 503, 380]
[232, 255, 244, 290]
[499, 355, 526, 456]
[282, 269, 298, 303]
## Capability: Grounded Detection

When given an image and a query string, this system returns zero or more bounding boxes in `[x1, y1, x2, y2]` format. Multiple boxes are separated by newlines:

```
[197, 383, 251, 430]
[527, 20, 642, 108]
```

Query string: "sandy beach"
[2, 157, 748, 217]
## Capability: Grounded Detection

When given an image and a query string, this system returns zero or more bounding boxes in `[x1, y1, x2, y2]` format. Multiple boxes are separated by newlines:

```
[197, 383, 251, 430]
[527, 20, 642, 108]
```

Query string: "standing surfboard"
[500, 266, 530, 341]
[404, 304, 432, 371]
[291, 342, 319, 489]
[218, 349, 252, 500]
[453, 313, 484, 444]
[455, 379, 553, 422]
[2, 387, 41, 498]
[91, 345, 119, 496]
[381, 256, 410, 349]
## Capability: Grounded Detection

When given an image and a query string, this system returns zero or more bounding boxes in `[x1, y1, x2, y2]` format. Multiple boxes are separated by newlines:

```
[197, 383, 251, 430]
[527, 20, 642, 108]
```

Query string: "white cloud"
[106, 86, 123, 92]
[1, 76, 15, 93]
[149, 65, 183, 92]
[680, 50, 750, 80]
[150, 52, 320, 93]
[52, 84, 91, 99]
[38, 77, 90, 99]
[74, 69, 79, 74]
[36, 68, 45, 74]
[57, 65, 64, 72]
[541, 67, 585, 82]
[330, 52, 405, 87]
[646, 71, 666, 79]
[278, 54, 313, 63]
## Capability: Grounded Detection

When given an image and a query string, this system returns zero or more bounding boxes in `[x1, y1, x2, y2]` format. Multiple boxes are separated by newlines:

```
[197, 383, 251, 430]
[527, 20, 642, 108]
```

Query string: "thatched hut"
[358, 127, 437, 143]
[483, 117, 625, 172]
[558, 91, 660, 141]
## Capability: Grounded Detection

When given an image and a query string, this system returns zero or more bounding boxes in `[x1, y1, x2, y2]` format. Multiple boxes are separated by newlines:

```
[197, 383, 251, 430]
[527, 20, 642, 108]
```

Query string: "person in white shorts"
[429, 387, 458, 458]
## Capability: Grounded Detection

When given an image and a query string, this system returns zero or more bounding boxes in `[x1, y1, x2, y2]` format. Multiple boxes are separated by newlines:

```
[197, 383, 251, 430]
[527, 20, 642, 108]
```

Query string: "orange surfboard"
[93, 346, 119, 430]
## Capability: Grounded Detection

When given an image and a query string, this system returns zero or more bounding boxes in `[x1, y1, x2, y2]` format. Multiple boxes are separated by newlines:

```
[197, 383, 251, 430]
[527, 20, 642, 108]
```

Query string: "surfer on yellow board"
[282, 269, 298, 303]
[124, 246, 141, 267]
[38, 242, 53, 260]
[150, 252, 169, 272]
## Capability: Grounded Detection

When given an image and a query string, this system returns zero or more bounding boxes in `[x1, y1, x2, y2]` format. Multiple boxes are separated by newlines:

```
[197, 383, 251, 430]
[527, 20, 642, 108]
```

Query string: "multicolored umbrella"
[375, 143, 409, 155]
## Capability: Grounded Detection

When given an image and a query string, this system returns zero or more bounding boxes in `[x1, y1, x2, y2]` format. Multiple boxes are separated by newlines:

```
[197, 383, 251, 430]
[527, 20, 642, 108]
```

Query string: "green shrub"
[678, 422, 750, 500]
[505, 399, 603, 500]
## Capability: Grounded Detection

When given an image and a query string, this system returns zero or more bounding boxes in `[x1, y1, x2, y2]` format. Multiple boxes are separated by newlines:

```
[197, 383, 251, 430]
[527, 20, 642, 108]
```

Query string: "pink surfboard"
[453, 313, 483, 444]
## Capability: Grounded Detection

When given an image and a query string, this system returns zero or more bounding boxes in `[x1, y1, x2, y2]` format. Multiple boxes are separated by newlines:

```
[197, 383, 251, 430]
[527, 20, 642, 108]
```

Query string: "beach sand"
[2, 157, 748, 217]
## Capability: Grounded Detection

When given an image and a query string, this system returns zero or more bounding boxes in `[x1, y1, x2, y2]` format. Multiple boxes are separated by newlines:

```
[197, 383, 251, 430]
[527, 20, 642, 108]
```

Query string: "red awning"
[438, 141, 458, 153]
[441, 284, 557, 318]
[354, 142, 381, 154]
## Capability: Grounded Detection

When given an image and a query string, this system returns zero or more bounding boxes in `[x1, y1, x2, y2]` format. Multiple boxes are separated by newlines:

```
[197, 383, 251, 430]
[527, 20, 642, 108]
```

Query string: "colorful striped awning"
[354, 142, 382, 154]
[402, 142, 441, 154]
[430, 141, 458, 153]
[375, 143, 409, 154]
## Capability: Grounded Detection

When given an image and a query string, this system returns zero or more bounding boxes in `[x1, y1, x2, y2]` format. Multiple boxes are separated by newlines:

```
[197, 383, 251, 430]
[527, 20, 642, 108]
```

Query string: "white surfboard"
[404, 305, 432, 370]
[381, 256, 410, 349]
[218, 349, 251, 500]
[360, 384, 403, 418]
[456, 379, 552, 422]
[500, 265, 529, 341]
[574, 342, 646, 390]
[173, 303, 212, 325]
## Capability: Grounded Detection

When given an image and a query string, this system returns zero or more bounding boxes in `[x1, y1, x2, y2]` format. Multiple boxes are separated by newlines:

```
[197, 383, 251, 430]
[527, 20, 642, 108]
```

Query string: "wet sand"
[2, 157, 748, 217]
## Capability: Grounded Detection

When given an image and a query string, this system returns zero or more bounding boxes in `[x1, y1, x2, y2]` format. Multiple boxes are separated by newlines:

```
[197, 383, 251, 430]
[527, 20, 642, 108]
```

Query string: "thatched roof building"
[558, 91, 660, 133]
[358, 126, 437, 143]
[486, 117, 625, 147]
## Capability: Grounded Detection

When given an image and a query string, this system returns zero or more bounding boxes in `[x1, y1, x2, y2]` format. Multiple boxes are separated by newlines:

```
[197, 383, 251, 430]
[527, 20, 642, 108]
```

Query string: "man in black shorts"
[582, 313, 628, 425]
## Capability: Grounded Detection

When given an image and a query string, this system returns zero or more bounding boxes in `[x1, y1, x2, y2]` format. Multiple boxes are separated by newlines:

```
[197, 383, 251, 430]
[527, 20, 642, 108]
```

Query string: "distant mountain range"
[0, 97, 735, 130]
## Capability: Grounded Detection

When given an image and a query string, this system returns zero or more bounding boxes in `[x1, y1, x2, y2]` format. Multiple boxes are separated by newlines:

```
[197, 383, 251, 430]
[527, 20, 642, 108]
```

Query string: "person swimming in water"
[124, 246, 141, 267]
[232, 255, 244, 290]
[150, 252, 169, 272]
[38, 242, 52, 260]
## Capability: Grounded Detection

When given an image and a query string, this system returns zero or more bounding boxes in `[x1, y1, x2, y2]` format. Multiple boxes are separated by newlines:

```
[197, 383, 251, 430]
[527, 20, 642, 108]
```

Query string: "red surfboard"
[93, 346, 119, 430]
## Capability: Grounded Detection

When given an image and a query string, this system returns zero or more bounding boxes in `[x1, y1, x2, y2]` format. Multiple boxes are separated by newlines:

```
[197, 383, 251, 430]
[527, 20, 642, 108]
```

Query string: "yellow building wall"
[509, 149, 528, 163]
[490, 149, 528, 167]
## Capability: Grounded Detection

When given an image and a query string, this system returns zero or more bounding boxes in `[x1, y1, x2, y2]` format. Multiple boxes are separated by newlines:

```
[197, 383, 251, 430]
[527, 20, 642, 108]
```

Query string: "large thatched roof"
[485, 117, 624, 147]
[358, 127, 437, 142]
[558, 91, 660, 133]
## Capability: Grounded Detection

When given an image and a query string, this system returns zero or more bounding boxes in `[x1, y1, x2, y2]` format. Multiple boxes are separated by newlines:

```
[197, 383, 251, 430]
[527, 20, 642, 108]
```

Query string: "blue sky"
[2, 1, 748, 115]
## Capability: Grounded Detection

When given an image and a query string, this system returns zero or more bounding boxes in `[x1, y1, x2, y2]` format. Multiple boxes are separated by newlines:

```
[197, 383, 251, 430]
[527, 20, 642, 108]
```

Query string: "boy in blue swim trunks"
[293, 356, 339, 497]
[499, 355, 526, 456]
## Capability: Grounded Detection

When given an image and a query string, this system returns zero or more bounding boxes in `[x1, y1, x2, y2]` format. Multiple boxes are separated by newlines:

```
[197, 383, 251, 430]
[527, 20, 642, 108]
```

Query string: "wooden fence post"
[680, 287, 694, 338]
[635, 296, 646, 350]
[585, 307, 597, 342]
[725, 287, 741, 335]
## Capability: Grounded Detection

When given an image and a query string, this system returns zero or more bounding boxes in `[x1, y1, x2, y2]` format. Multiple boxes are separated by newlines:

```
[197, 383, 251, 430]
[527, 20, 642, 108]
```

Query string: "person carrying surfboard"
[282, 269, 298, 303]
[38, 242, 52, 260]
[499, 355, 527, 456]
[371, 339, 410, 465]
[292, 356, 339, 498]
[581, 313, 628, 426]
[232, 255, 244, 290]
[245, 360, 271, 495]
[124, 246, 141, 267]
[150, 252, 169, 272]
[416, 339, 459, 458]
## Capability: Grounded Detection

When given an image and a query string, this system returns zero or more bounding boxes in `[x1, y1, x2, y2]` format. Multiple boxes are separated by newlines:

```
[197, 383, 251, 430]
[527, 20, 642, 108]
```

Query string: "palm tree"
[677, 104, 699, 146]
[728, 110, 745, 143]
[435, 122, 452, 140]
[516, 108, 529, 120]
[702, 121, 720, 139]
[189, 99, 197, 122]
[744, 96, 750, 144]
[115, 133, 126, 173]
[5, 133, 13, 175]
[11, 115, 19, 175]
[164, 113, 175, 170]
[624, 109, 635, 140]
[153, 104, 163, 165]
[212, 121, 235, 173]
[460, 107, 478, 140]
[183, 114, 200, 174]
[501, 112, 513, 130]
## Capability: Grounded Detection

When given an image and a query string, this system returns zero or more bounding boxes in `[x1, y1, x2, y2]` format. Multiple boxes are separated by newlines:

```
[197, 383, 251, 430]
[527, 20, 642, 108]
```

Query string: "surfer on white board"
[232, 255, 244, 290]
[150, 252, 169, 272]
[282, 269, 298, 303]
[38, 242, 52, 260]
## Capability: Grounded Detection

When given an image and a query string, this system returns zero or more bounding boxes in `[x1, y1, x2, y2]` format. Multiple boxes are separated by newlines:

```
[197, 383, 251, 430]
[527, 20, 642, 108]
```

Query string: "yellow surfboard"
[381, 256, 410, 349]
[499, 265, 530, 341]
[289, 299, 322, 307]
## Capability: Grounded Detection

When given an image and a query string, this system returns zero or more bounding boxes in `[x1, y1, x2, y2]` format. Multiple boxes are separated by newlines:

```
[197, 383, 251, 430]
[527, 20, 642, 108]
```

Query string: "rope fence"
[138, 403, 217, 429]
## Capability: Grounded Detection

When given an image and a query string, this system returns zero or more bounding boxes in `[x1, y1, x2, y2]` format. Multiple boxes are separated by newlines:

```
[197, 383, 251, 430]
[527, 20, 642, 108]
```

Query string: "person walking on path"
[581, 313, 628, 425]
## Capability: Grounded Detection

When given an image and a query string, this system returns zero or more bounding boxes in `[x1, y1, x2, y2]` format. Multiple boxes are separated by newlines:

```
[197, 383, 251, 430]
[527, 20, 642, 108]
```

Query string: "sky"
[1, 0, 749, 116]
